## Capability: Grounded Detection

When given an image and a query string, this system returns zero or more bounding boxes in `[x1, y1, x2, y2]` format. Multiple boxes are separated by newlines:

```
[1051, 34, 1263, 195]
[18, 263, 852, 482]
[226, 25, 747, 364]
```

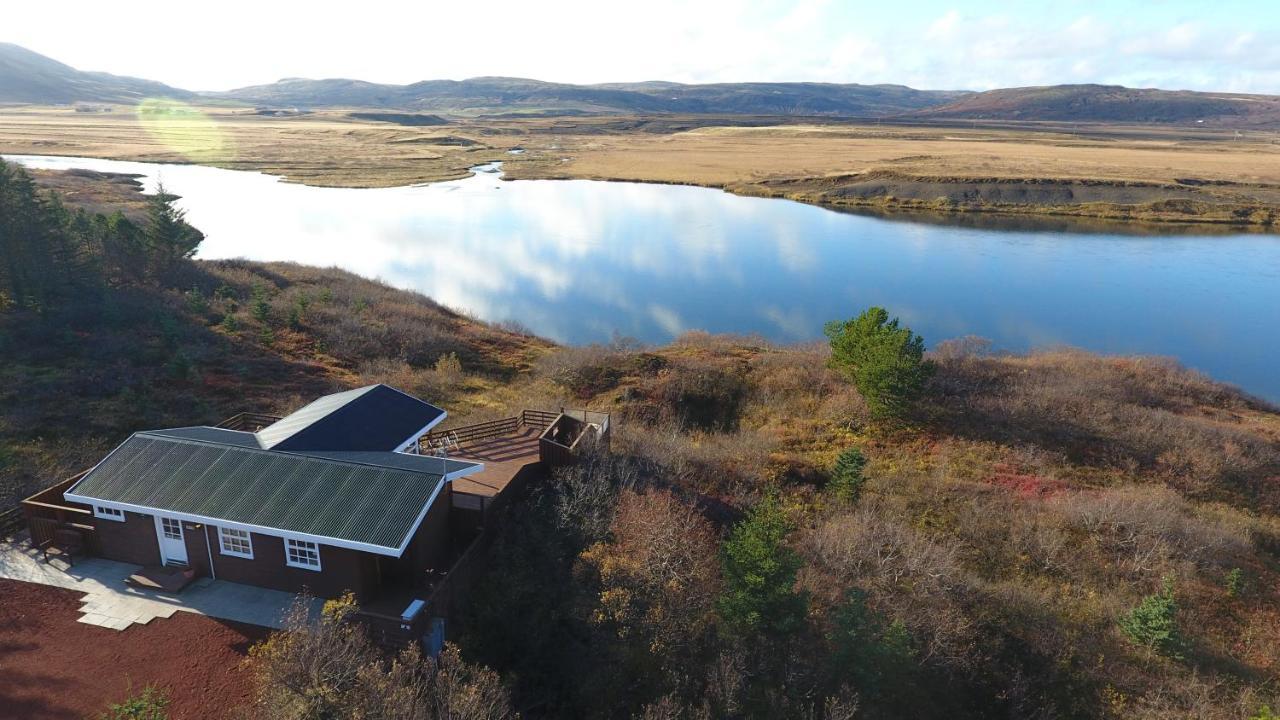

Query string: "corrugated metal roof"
[67, 431, 449, 554]
[300, 451, 478, 476]
[149, 426, 263, 448]
[256, 384, 445, 452]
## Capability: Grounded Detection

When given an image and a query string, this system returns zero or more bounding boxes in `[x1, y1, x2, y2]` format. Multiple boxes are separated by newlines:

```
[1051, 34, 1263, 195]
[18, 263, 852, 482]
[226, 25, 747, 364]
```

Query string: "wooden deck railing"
[0, 505, 26, 539]
[538, 410, 611, 467]
[422, 409, 559, 449]
[17, 470, 98, 552]
[22, 471, 94, 525]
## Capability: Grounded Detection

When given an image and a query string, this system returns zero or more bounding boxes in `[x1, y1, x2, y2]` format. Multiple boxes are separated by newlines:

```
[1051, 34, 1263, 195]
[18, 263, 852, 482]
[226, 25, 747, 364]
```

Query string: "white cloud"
[3, 0, 1277, 92]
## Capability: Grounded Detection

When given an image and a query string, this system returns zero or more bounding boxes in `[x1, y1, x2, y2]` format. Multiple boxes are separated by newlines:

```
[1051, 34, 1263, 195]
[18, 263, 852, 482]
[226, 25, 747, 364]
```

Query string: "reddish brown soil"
[0, 578, 270, 720]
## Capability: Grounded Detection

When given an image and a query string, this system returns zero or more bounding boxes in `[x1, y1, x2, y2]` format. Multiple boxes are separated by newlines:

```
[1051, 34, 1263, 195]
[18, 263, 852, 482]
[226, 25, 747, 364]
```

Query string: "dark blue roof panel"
[256, 384, 445, 452]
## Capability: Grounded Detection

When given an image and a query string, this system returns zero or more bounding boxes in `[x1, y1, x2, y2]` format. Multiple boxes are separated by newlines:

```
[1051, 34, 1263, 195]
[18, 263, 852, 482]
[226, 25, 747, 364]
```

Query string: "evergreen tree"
[830, 589, 913, 697]
[0, 159, 87, 309]
[144, 182, 203, 275]
[1118, 577, 1184, 659]
[825, 307, 934, 420]
[717, 493, 807, 640]
[829, 447, 867, 503]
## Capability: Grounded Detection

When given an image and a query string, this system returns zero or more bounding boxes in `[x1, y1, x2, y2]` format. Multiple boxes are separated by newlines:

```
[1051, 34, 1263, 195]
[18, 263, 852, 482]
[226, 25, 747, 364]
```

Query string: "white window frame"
[160, 516, 183, 540]
[94, 505, 125, 522]
[218, 526, 254, 559]
[285, 538, 321, 571]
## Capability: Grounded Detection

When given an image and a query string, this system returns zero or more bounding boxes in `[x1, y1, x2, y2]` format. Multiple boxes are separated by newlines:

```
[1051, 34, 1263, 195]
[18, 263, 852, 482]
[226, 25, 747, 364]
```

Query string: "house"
[57, 385, 482, 600]
[19, 386, 610, 644]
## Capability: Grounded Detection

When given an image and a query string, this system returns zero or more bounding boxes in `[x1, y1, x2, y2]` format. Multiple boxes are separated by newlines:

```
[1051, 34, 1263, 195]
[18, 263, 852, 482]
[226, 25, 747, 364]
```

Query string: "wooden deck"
[450, 426, 542, 498]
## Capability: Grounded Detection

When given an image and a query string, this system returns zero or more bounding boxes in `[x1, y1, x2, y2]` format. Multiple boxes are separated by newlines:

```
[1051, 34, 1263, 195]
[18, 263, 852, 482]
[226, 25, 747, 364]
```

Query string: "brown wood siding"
[184, 523, 215, 578]
[92, 511, 161, 566]
[382, 484, 452, 586]
[205, 529, 379, 600]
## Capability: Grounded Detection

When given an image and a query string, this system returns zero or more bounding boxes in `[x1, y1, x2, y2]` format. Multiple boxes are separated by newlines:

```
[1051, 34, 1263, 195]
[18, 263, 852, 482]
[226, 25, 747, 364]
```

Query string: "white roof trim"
[394, 410, 448, 453]
[444, 462, 484, 481]
[387, 462, 484, 555]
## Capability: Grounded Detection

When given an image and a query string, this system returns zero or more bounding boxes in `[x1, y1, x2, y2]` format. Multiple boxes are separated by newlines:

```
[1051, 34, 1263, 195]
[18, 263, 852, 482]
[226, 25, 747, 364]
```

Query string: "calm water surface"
[8, 154, 1280, 401]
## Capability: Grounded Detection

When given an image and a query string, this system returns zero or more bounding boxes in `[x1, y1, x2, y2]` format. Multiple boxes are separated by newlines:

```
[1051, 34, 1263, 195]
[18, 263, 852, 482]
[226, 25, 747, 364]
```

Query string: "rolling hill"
[3, 43, 1280, 126]
[0, 42, 191, 104]
[913, 83, 1280, 127]
[207, 76, 968, 117]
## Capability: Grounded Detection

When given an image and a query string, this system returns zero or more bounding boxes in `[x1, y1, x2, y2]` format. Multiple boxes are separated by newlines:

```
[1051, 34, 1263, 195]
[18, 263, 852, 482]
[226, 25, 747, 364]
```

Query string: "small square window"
[218, 527, 254, 559]
[94, 506, 125, 522]
[285, 538, 321, 571]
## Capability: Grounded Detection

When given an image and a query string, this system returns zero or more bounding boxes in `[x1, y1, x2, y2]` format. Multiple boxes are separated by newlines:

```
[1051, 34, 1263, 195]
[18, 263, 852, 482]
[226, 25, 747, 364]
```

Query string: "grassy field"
[3, 105, 1280, 224]
[0, 105, 515, 187]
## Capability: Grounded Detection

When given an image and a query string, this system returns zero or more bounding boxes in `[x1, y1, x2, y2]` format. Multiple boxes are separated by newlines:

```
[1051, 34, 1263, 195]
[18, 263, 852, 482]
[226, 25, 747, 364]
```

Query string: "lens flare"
[136, 99, 229, 162]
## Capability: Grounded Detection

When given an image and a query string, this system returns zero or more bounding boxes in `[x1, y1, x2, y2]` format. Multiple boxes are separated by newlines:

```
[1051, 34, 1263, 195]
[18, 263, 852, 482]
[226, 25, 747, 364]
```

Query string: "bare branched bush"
[809, 510, 979, 667]
[614, 420, 775, 498]
[927, 348, 1280, 510]
[1057, 485, 1249, 578]
[538, 343, 632, 398]
[578, 489, 721, 680]
[249, 594, 513, 719]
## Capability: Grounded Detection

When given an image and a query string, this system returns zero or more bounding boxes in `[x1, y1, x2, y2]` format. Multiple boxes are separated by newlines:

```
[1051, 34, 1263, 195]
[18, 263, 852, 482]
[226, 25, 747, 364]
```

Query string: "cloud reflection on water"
[5, 154, 1279, 400]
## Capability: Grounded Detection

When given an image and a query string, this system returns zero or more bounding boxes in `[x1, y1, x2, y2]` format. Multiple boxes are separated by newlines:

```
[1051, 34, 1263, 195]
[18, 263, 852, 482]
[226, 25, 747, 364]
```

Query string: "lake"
[7, 153, 1280, 401]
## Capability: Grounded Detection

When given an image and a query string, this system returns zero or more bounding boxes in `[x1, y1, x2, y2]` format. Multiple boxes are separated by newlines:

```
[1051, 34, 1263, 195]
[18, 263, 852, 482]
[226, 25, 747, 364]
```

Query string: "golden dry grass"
[506, 122, 1280, 187]
[4, 105, 1280, 222]
[0, 105, 517, 187]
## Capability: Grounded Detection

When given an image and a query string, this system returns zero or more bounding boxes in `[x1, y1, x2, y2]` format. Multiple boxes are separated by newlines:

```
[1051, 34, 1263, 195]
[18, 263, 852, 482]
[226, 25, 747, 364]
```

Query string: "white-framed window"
[160, 517, 183, 540]
[94, 505, 125, 522]
[285, 538, 321, 571]
[218, 527, 254, 559]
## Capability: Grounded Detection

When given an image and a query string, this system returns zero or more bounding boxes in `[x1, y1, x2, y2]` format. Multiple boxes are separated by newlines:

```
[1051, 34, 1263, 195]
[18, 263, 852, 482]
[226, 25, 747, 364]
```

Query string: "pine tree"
[829, 447, 867, 503]
[717, 493, 807, 640]
[144, 182, 203, 275]
[0, 160, 83, 309]
[825, 307, 934, 420]
[1118, 577, 1184, 659]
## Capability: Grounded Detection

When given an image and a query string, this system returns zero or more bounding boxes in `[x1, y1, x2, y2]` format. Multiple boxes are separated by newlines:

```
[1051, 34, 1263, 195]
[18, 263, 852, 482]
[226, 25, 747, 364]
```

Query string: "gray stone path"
[0, 537, 320, 630]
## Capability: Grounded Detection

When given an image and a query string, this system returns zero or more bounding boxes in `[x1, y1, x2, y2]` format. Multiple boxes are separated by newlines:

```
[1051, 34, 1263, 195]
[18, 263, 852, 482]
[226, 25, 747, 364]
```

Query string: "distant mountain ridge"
[206, 76, 968, 117]
[3, 43, 1279, 126]
[0, 42, 192, 104]
[915, 84, 1280, 127]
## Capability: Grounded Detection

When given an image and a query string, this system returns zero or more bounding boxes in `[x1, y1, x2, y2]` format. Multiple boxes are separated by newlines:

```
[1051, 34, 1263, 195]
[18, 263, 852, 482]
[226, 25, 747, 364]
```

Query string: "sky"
[6, 0, 1279, 93]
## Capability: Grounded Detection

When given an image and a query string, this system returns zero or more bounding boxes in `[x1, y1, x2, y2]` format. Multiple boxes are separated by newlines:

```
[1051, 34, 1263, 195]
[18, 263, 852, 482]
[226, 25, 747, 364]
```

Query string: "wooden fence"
[0, 505, 25, 539]
[422, 408, 559, 449]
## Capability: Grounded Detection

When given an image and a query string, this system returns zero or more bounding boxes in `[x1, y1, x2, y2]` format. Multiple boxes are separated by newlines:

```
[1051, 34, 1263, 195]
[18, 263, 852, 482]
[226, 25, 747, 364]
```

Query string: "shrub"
[250, 595, 513, 719]
[825, 307, 934, 420]
[578, 489, 721, 691]
[1226, 567, 1245, 598]
[829, 589, 913, 695]
[718, 494, 806, 640]
[829, 447, 867, 503]
[543, 344, 629, 399]
[654, 362, 748, 432]
[1118, 577, 1184, 659]
[183, 286, 207, 314]
[434, 352, 464, 384]
[250, 284, 272, 324]
[99, 685, 169, 720]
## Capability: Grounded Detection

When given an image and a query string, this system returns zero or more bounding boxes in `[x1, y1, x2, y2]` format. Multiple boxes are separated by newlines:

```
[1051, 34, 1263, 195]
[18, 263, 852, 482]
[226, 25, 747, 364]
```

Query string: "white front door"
[155, 516, 189, 565]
